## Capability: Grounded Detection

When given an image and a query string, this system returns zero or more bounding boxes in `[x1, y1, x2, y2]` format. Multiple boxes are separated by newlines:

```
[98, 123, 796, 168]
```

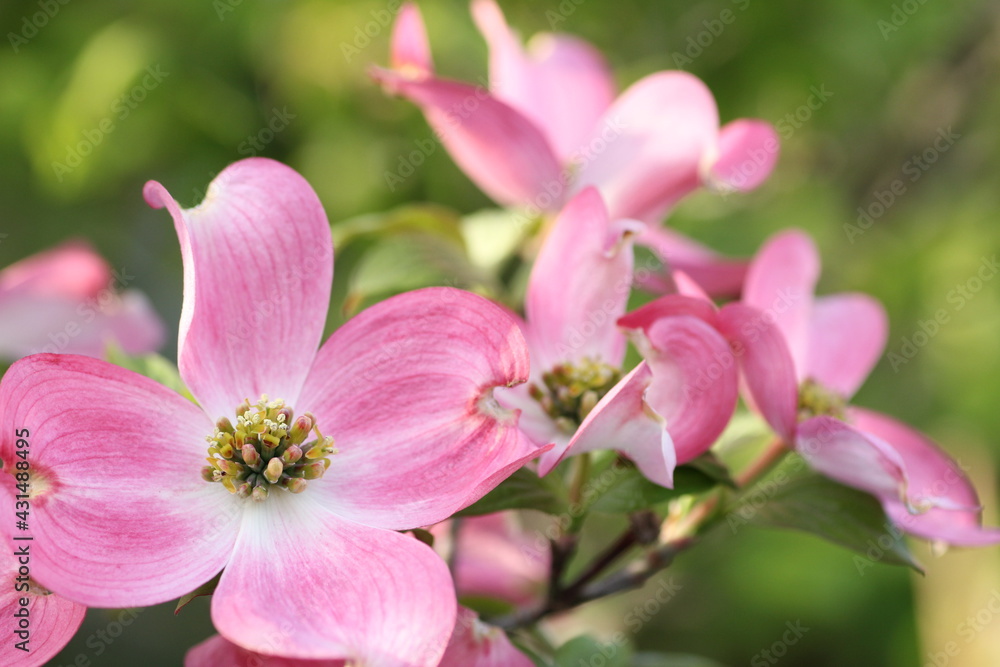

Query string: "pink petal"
[0, 354, 240, 607]
[186, 634, 344, 667]
[391, 2, 433, 77]
[640, 316, 739, 464]
[851, 408, 1000, 545]
[525, 187, 640, 371]
[298, 287, 543, 530]
[705, 119, 780, 192]
[618, 293, 718, 335]
[211, 494, 455, 664]
[493, 381, 566, 450]
[541, 363, 676, 487]
[0, 241, 109, 300]
[439, 607, 533, 667]
[742, 229, 819, 376]
[450, 514, 548, 605]
[795, 416, 907, 500]
[671, 270, 713, 301]
[472, 0, 614, 162]
[637, 225, 748, 297]
[574, 71, 720, 222]
[143, 158, 333, 420]
[371, 67, 563, 208]
[0, 290, 164, 360]
[716, 303, 799, 442]
[806, 294, 888, 399]
[0, 546, 85, 667]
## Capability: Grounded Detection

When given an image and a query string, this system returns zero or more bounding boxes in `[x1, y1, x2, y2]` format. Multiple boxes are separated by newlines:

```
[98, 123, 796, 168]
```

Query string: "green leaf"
[455, 467, 568, 517]
[175, 571, 221, 614]
[751, 470, 923, 572]
[632, 653, 727, 667]
[104, 345, 194, 402]
[331, 204, 466, 248]
[590, 465, 718, 514]
[343, 231, 495, 316]
[554, 636, 631, 667]
[682, 452, 737, 489]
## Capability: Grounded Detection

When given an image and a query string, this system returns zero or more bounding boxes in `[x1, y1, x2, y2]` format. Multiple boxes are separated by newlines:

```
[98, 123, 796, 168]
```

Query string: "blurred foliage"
[2, 0, 999, 665]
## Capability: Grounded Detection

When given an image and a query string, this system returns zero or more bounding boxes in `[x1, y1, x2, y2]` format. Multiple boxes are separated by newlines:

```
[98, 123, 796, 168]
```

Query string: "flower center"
[797, 378, 847, 421]
[202, 396, 337, 501]
[529, 358, 621, 434]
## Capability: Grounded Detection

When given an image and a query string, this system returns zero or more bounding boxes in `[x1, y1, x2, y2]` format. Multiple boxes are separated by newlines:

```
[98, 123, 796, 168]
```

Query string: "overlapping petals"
[375, 1, 778, 231]
[0, 242, 164, 360]
[0, 159, 544, 665]
[438, 607, 533, 667]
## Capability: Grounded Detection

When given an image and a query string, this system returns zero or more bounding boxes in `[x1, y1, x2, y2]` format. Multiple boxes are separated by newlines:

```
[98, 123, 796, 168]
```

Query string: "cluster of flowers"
[2, 2, 998, 666]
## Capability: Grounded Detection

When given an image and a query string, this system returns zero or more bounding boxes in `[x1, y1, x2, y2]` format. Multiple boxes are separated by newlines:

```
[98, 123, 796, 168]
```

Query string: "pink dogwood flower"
[0, 544, 85, 667]
[185, 608, 532, 667]
[496, 187, 739, 487]
[432, 513, 548, 606]
[373, 1, 779, 294]
[740, 229, 1000, 545]
[0, 241, 164, 360]
[0, 158, 545, 665]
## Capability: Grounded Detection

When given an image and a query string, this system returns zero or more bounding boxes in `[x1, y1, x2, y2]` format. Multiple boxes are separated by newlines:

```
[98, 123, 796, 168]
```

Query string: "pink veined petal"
[143, 158, 333, 420]
[742, 229, 819, 377]
[717, 303, 799, 442]
[806, 293, 888, 400]
[0, 241, 109, 300]
[185, 634, 345, 667]
[211, 494, 455, 665]
[618, 293, 718, 336]
[636, 225, 748, 297]
[542, 363, 677, 488]
[574, 71, 720, 222]
[391, 2, 433, 77]
[298, 287, 543, 530]
[0, 354, 240, 607]
[795, 416, 907, 501]
[0, 545, 86, 667]
[525, 187, 640, 370]
[439, 607, 533, 667]
[851, 408, 1000, 545]
[472, 0, 614, 163]
[641, 316, 739, 464]
[445, 513, 548, 605]
[704, 119, 780, 193]
[0, 289, 164, 360]
[371, 67, 564, 208]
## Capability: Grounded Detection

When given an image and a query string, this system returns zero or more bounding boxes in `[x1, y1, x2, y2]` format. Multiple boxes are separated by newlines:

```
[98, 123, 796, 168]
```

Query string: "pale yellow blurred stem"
[913, 438, 1000, 667]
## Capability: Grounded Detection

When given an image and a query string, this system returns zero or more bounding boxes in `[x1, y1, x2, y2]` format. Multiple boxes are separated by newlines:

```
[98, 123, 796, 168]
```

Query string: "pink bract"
[740, 229, 1000, 545]
[0, 242, 164, 360]
[373, 0, 779, 295]
[0, 158, 546, 665]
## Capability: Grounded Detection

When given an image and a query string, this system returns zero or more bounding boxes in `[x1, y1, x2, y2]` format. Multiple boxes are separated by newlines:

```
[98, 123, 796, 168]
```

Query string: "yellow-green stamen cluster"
[529, 358, 622, 434]
[798, 378, 847, 421]
[202, 396, 337, 501]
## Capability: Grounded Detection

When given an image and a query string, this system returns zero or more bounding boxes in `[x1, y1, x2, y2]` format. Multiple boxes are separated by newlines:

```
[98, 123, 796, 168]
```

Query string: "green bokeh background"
[1, 0, 998, 665]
